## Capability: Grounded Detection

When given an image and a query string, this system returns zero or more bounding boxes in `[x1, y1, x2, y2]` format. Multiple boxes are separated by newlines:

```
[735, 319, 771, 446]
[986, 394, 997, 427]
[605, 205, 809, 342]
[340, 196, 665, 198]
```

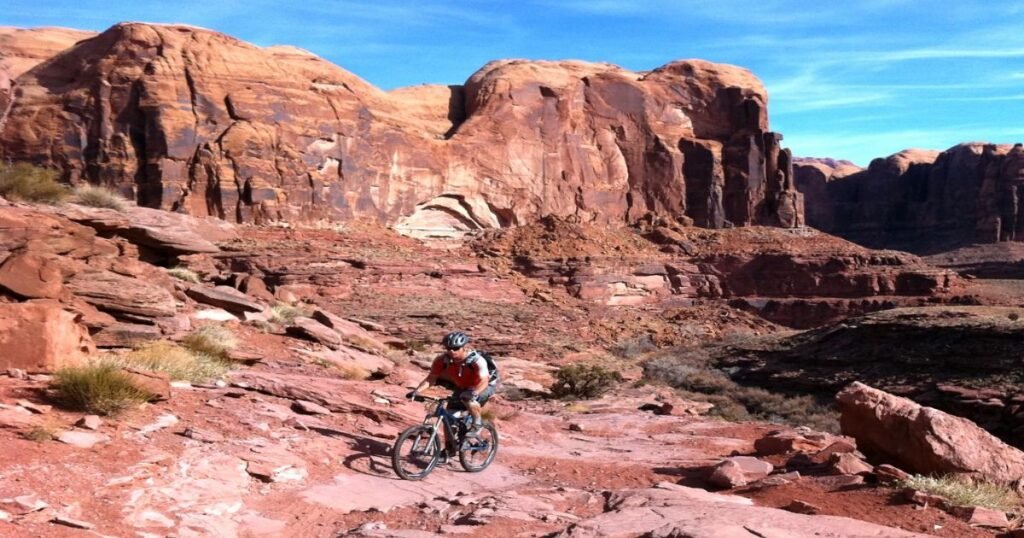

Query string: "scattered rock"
[288, 317, 343, 348]
[904, 488, 949, 508]
[16, 399, 51, 414]
[811, 474, 865, 490]
[76, 415, 102, 430]
[0, 508, 9, 521]
[708, 456, 773, 489]
[0, 407, 37, 429]
[950, 506, 1009, 528]
[568, 423, 585, 432]
[183, 426, 225, 443]
[185, 284, 265, 315]
[192, 308, 240, 322]
[6, 368, 27, 379]
[837, 382, 1024, 485]
[56, 431, 110, 449]
[51, 514, 94, 529]
[0, 251, 64, 299]
[7, 494, 47, 514]
[754, 429, 835, 456]
[133, 414, 179, 436]
[828, 453, 874, 475]
[874, 464, 911, 485]
[784, 500, 821, 515]
[120, 368, 172, 401]
[91, 321, 163, 348]
[292, 400, 332, 415]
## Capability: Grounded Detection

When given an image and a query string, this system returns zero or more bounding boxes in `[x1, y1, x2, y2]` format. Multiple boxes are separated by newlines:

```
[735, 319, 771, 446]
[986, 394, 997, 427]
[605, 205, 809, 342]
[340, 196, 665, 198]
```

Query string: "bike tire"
[392, 425, 442, 480]
[458, 421, 499, 473]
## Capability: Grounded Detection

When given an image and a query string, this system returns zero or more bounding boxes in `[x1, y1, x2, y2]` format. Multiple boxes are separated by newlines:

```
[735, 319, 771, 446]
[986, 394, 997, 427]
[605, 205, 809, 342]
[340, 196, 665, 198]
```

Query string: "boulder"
[288, 317, 343, 348]
[66, 270, 177, 318]
[91, 322, 163, 348]
[0, 252, 65, 299]
[708, 456, 773, 489]
[0, 301, 94, 372]
[837, 382, 1024, 485]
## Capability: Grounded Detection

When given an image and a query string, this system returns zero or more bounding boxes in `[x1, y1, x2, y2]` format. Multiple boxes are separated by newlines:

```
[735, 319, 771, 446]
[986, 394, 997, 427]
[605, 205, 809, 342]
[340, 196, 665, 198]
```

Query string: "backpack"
[467, 350, 500, 385]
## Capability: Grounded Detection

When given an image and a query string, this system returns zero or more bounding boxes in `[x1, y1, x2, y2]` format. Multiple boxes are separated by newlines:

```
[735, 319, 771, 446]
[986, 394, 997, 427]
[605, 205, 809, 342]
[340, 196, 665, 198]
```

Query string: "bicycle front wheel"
[392, 425, 442, 480]
[459, 421, 498, 472]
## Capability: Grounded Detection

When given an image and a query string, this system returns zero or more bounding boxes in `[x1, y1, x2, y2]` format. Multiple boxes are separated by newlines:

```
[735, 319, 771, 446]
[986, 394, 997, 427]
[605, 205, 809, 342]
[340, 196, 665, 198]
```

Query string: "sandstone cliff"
[795, 143, 1024, 253]
[0, 23, 803, 232]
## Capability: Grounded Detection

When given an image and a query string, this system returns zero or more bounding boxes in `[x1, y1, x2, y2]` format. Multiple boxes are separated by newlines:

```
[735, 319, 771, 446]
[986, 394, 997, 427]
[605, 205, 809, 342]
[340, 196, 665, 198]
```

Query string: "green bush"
[550, 363, 623, 399]
[0, 162, 68, 203]
[72, 184, 127, 211]
[52, 362, 153, 415]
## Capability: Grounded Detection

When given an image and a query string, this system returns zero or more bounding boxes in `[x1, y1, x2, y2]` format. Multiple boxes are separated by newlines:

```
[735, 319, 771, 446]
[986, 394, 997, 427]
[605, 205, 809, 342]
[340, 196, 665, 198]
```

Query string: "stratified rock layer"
[796, 143, 1024, 253]
[1, 23, 803, 231]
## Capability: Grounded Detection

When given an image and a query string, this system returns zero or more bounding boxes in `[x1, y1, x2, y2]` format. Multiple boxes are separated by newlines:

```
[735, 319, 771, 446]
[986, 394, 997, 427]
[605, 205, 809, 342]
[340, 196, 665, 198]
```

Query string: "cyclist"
[407, 331, 496, 438]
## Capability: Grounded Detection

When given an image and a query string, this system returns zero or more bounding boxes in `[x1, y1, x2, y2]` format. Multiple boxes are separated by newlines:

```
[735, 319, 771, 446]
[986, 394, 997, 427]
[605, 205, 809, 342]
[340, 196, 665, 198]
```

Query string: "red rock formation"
[0, 23, 803, 231]
[0, 27, 95, 117]
[796, 143, 1024, 253]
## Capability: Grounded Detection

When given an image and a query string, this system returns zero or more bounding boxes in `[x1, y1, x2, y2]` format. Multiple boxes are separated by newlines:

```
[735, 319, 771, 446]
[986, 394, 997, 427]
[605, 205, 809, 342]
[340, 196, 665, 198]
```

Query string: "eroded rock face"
[837, 381, 1024, 485]
[0, 27, 96, 117]
[796, 143, 1024, 252]
[0, 23, 803, 231]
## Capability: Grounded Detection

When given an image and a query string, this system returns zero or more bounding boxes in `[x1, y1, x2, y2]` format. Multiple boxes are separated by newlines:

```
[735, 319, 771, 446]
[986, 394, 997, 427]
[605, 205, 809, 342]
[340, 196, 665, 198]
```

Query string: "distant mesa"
[0, 22, 803, 235]
[795, 142, 1024, 253]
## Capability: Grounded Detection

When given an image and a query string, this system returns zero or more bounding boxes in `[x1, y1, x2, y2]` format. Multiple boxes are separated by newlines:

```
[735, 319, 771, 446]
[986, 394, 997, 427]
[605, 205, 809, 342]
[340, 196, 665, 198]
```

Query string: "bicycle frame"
[421, 399, 470, 456]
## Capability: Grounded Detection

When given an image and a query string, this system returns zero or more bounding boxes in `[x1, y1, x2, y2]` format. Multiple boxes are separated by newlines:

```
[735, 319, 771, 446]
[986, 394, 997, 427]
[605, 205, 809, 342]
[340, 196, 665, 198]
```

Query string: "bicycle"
[391, 394, 499, 480]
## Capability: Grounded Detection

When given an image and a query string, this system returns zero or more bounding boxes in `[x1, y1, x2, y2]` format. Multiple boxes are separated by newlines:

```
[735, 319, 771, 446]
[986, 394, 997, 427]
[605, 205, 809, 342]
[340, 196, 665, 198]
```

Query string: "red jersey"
[430, 353, 489, 390]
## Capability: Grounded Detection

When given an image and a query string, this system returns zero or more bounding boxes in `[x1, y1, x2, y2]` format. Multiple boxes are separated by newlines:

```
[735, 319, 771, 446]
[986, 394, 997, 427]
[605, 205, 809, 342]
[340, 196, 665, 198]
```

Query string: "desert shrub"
[112, 341, 230, 382]
[52, 362, 152, 415]
[901, 475, 1022, 511]
[72, 184, 127, 211]
[0, 162, 68, 203]
[336, 364, 371, 380]
[612, 334, 658, 359]
[550, 363, 623, 399]
[167, 266, 201, 283]
[1009, 312, 1020, 322]
[643, 351, 838, 432]
[180, 325, 237, 360]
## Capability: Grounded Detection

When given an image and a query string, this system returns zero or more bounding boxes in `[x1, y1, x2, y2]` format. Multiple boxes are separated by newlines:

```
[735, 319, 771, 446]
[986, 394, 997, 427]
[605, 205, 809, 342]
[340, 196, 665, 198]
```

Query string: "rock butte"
[1, 23, 803, 235]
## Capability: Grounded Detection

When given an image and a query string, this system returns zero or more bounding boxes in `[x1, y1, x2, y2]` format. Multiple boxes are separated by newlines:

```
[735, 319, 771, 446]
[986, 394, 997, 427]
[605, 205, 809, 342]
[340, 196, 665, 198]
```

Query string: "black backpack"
[468, 350, 500, 385]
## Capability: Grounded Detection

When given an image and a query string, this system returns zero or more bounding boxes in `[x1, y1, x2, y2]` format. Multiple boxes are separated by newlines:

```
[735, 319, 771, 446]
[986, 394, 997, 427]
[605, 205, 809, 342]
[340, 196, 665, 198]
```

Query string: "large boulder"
[0, 22, 803, 231]
[0, 300, 95, 372]
[836, 381, 1024, 485]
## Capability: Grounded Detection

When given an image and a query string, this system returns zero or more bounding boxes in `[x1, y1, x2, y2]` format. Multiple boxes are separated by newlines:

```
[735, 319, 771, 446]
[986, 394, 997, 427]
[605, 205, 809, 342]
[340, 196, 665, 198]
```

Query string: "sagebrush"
[72, 184, 127, 211]
[901, 474, 1022, 511]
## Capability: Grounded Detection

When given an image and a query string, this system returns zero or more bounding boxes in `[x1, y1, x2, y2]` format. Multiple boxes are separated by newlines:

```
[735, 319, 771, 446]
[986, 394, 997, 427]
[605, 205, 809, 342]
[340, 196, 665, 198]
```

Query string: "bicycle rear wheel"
[392, 425, 442, 480]
[459, 421, 498, 472]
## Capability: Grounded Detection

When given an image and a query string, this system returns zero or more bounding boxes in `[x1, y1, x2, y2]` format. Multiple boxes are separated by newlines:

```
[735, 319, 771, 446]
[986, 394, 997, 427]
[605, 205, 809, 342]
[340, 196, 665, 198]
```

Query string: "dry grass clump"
[901, 475, 1022, 512]
[550, 363, 623, 399]
[269, 303, 306, 326]
[110, 341, 231, 383]
[180, 325, 237, 361]
[52, 362, 153, 415]
[0, 162, 68, 203]
[72, 184, 127, 211]
[611, 334, 658, 359]
[22, 424, 59, 442]
[167, 266, 201, 283]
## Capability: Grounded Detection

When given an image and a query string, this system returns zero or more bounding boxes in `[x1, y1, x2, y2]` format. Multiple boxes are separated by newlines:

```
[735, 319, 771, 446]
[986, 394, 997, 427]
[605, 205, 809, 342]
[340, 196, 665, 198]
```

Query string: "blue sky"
[5, 0, 1024, 165]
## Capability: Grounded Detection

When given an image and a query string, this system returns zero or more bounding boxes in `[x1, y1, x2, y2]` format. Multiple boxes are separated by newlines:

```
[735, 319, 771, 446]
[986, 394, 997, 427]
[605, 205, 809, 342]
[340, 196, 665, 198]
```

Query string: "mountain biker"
[406, 331, 496, 438]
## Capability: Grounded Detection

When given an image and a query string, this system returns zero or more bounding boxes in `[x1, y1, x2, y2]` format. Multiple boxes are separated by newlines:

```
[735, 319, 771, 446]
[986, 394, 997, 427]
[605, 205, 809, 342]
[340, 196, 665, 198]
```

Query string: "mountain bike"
[391, 394, 499, 480]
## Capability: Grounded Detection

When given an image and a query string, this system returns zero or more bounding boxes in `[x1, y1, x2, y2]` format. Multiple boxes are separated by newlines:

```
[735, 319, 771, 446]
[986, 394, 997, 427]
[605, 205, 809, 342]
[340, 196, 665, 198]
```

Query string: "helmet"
[442, 331, 469, 350]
